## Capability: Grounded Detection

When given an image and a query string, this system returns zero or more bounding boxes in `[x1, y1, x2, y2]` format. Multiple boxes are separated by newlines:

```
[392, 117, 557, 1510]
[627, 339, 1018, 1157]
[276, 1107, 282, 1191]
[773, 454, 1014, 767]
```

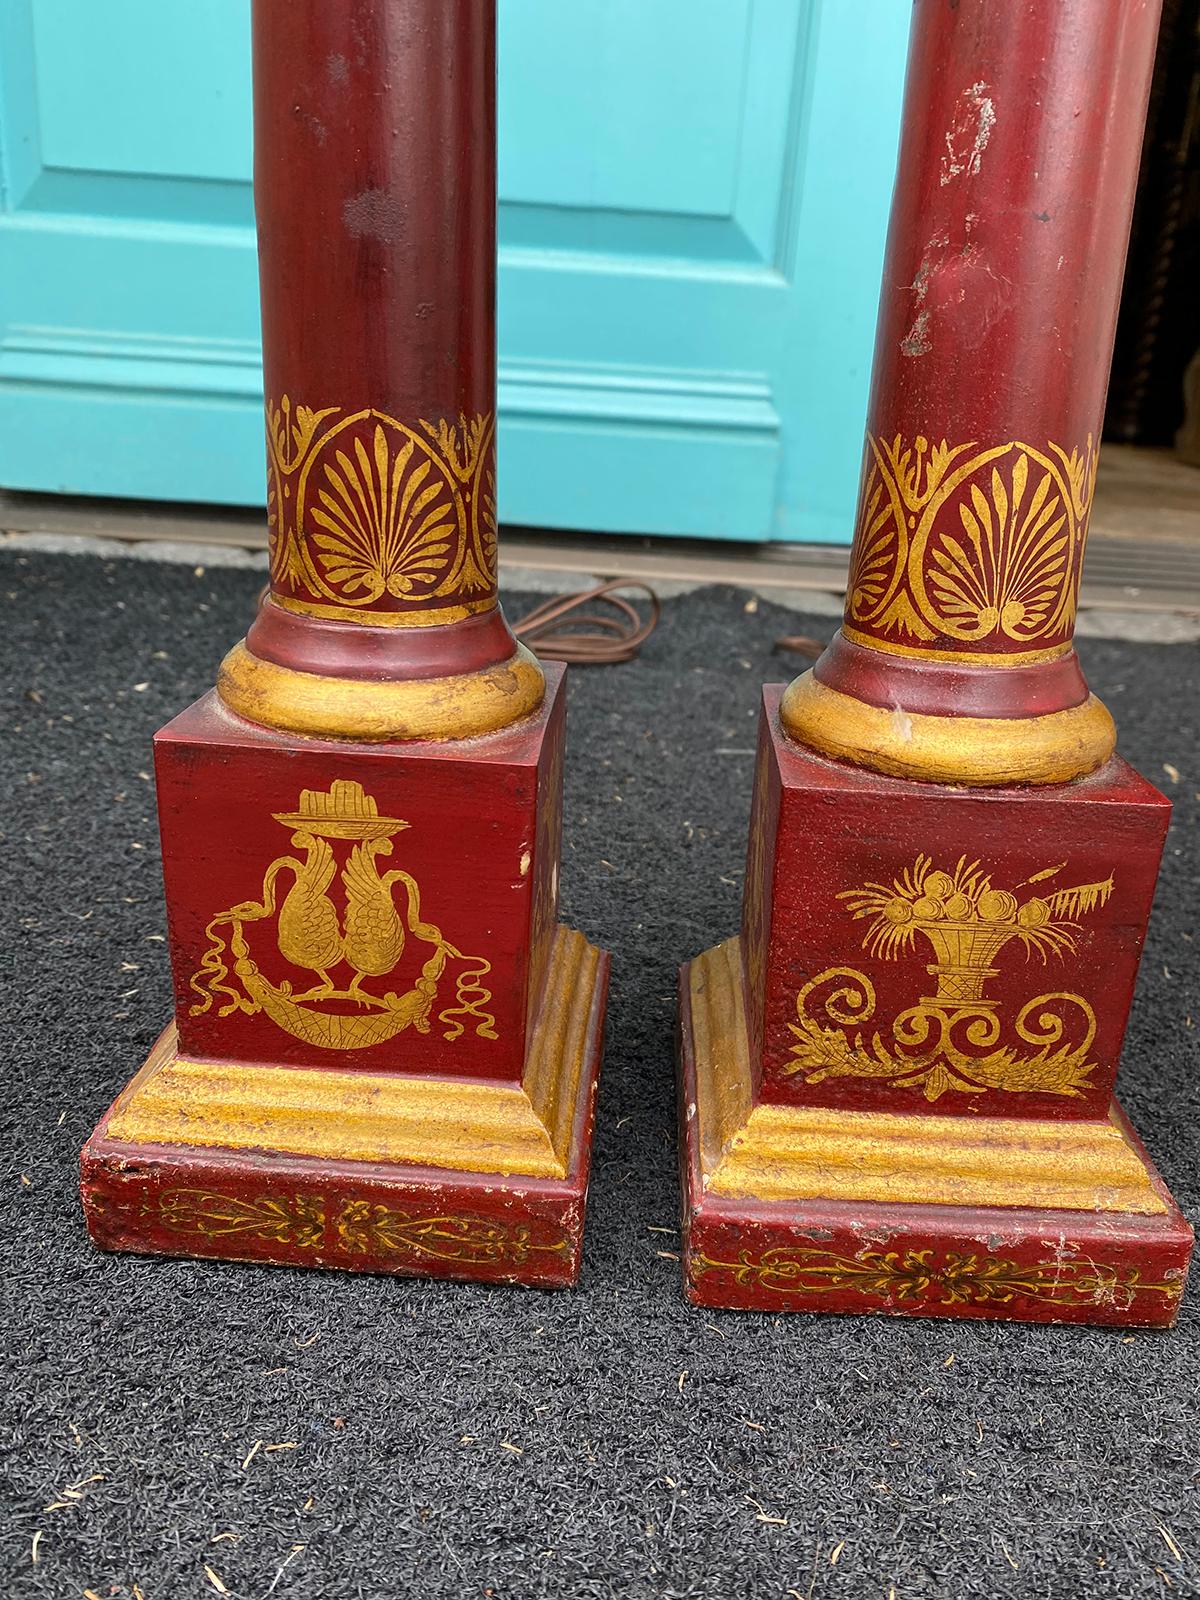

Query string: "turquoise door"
[0, 1, 907, 542]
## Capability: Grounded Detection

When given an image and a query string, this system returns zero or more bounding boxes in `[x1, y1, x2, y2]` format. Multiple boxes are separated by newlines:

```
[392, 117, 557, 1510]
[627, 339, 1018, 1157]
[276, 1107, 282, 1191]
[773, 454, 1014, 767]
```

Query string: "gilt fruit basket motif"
[786, 854, 1114, 1101]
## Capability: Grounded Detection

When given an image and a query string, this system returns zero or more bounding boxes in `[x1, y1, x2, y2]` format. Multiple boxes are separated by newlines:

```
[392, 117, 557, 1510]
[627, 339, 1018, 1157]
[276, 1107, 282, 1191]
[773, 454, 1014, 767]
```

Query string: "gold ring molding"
[779, 670, 1116, 787]
[272, 593, 494, 627]
[217, 640, 545, 742]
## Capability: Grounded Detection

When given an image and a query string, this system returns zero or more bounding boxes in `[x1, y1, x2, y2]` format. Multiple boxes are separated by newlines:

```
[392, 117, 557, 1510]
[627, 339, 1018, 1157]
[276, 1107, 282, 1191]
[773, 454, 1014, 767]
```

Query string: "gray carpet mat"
[3, 548, 1198, 1600]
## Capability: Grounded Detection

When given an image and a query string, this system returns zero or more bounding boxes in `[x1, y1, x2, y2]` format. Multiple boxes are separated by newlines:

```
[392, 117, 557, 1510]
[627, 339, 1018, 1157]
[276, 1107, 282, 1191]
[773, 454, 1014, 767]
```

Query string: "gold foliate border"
[690, 1245, 1182, 1312]
[846, 433, 1098, 660]
[156, 1190, 324, 1249]
[265, 397, 498, 625]
[153, 1189, 568, 1264]
[335, 1202, 568, 1264]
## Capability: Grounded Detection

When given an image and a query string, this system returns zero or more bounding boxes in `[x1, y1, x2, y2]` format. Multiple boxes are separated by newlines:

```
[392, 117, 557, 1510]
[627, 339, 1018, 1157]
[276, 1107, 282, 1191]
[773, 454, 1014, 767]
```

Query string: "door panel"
[0, 0, 908, 541]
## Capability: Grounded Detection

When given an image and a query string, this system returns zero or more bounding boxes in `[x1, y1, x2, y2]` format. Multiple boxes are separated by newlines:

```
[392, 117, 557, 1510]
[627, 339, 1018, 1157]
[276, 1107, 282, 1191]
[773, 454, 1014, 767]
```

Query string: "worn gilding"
[688, 939, 1167, 1215]
[779, 670, 1116, 786]
[840, 627, 1072, 668]
[107, 927, 600, 1181]
[689, 1243, 1182, 1310]
[845, 433, 1097, 657]
[217, 639, 545, 742]
[152, 1189, 570, 1263]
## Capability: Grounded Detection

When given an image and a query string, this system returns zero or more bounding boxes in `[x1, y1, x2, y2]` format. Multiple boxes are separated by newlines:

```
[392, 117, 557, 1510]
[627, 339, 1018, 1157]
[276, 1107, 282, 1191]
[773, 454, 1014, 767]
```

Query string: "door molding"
[0, 325, 781, 535]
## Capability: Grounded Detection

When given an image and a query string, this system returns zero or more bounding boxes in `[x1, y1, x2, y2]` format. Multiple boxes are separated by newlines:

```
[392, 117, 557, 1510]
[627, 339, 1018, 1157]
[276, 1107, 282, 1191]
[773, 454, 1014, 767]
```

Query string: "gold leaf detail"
[846, 433, 1097, 648]
[690, 1247, 1182, 1310]
[188, 782, 497, 1051]
[309, 426, 456, 601]
[335, 1201, 568, 1264]
[784, 854, 1112, 1100]
[155, 1190, 325, 1249]
[263, 401, 498, 617]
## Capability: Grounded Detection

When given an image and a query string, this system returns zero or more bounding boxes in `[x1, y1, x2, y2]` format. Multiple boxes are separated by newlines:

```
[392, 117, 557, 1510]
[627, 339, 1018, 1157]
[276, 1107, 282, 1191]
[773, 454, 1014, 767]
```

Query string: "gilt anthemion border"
[845, 433, 1098, 654]
[264, 397, 498, 623]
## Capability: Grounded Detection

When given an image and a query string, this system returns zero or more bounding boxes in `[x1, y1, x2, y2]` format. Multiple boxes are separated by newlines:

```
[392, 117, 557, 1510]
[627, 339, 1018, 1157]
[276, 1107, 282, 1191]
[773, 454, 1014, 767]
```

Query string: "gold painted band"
[217, 639, 545, 742]
[272, 593, 496, 627]
[778, 670, 1116, 786]
[840, 625, 1073, 667]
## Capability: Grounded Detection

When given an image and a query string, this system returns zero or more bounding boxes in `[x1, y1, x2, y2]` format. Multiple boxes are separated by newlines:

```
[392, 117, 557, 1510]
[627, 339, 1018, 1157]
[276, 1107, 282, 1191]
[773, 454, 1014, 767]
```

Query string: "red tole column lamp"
[81, 0, 610, 1287]
[679, 0, 1192, 1326]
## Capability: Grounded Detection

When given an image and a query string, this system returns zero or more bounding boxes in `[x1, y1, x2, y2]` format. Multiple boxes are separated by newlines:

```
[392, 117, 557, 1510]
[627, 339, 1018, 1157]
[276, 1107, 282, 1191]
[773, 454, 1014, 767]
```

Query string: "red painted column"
[677, 0, 1191, 1329]
[81, 0, 610, 1293]
[783, 0, 1162, 785]
[219, 0, 542, 741]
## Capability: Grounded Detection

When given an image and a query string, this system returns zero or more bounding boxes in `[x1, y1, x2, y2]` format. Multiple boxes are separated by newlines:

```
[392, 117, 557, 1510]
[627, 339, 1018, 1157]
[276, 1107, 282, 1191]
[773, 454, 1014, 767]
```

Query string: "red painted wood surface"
[81, 959, 606, 1290]
[249, 0, 516, 680]
[679, 975, 1191, 1327]
[246, 604, 520, 684]
[83, 656, 609, 1288]
[815, 0, 1162, 723]
[81, 4, 607, 1291]
[814, 629, 1091, 720]
[83, 1144, 585, 1289]
[744, 688, 1169, 1122]
[698, 1, 1185, 1325]
[255, 0, 494, 453]
[869, 0, 1158, 508]
[157, 668, 566, 1082]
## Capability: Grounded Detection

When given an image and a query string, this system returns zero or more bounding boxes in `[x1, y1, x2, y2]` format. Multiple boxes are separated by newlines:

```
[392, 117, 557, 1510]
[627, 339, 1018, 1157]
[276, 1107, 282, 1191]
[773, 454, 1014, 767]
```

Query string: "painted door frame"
[0, 0, 907, 542]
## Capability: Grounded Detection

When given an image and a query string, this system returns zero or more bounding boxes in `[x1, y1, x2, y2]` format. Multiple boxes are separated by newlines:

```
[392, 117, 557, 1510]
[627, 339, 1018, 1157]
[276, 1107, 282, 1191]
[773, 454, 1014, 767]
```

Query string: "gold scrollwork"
[690, 1246, 1182, 1310]
[151, 1190, 570, 1266]
[785, 854, 1112, 1100]
[189, 780, 497, 1051]
[265, 396, 497, 618]
[154, 1189, 325, 1249]
[335, 1201, 568, 1264]
[846, 432, 1097, 650]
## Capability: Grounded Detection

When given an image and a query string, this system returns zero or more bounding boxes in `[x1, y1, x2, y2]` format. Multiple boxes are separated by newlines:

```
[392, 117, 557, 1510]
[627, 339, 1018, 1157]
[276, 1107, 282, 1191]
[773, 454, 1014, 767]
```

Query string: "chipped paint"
[903, 231, 949, 357]
[342, 187, 407, 245]
[941, 81, 995, 186]
[900, 308, 931, 358]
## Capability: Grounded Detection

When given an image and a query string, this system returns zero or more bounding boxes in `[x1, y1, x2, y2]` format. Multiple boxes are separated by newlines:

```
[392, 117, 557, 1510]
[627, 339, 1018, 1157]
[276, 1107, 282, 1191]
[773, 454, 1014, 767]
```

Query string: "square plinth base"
[744, 692, 1172, 1122]
[82, 931, 609, 1291]
[679, 954, 1191, 1326]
